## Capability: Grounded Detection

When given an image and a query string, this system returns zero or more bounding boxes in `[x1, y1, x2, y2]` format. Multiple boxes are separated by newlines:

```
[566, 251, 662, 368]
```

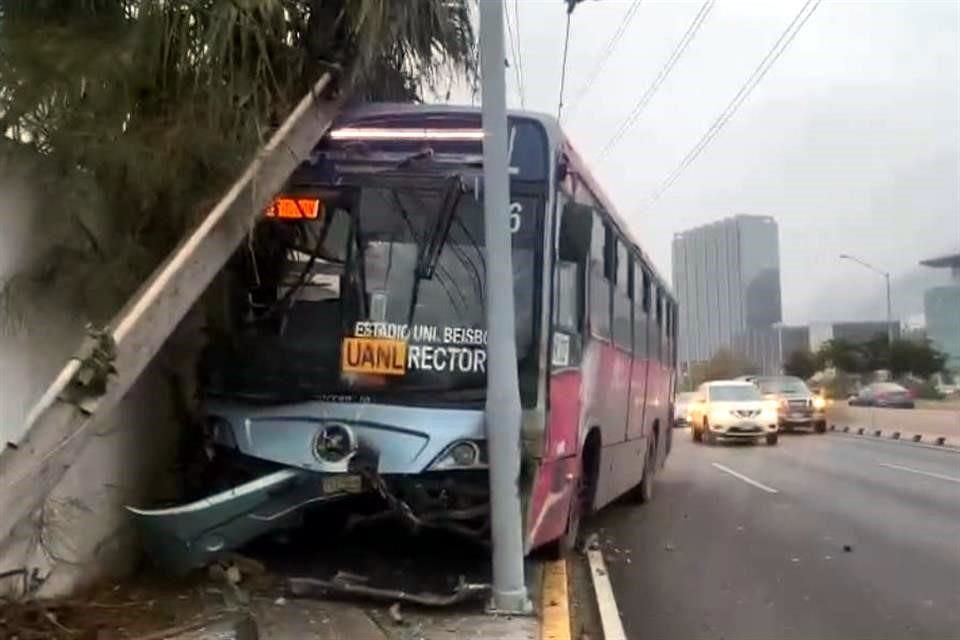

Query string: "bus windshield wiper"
[393, 175, 464, 327]
[417, 175, 464, 279]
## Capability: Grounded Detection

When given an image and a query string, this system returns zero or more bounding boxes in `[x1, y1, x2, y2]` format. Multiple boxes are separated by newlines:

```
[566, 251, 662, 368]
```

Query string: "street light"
[838, 253, 894, 346]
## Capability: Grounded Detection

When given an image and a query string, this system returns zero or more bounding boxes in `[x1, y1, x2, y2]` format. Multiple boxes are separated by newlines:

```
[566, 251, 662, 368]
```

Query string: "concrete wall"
[0, 311, 201, 599]
[0, 172, 204, 599]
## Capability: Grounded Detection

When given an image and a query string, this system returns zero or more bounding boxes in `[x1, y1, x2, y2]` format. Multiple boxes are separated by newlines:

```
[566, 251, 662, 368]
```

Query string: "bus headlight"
[428, 440, 487, 470]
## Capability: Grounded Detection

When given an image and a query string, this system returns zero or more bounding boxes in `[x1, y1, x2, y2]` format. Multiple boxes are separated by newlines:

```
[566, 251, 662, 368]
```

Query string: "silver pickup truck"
[739, 375, 827, 433]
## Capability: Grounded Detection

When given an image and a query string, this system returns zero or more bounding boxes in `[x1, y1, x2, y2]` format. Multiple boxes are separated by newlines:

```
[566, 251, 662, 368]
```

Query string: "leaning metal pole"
[479, 0, 531, 615]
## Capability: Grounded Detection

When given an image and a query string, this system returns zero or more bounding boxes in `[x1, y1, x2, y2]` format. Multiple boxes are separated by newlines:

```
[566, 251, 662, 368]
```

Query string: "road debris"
[287, 572, 490, 607]
[388, 602, 405, 625]
[843, 544, 853, 553]
[580, 532, 600, 552]
[664, 543, 677, 552]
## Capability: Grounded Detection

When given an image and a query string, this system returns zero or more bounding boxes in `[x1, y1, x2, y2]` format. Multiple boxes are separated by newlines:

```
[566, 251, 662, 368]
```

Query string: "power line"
[558, 8, 573, 119]
[602, 0, 715, 155]
[650, 0, 821, 201]
[564, 0, 644, 119]
[513, 0, 526, 108]
[504, 1, 525, 108]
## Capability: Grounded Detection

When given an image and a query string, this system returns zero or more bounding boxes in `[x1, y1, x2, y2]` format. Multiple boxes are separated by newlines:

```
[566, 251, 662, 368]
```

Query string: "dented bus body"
[129, 104, 678, 572]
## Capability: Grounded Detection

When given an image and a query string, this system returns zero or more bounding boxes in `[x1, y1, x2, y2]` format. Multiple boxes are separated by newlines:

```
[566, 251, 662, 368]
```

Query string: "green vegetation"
[0, 0, 476, 324]
[812, 336, 948, 379]
[686, 348, 753, 388]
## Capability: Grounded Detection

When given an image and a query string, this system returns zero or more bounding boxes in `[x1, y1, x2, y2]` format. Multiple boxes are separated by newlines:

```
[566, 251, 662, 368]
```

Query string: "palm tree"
[0, 0, 476, 324]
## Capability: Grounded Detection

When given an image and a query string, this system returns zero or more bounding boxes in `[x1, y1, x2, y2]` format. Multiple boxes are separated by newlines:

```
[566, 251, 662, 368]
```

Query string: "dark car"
[848, 382, 916, 409]
[741, 374, 827, 433]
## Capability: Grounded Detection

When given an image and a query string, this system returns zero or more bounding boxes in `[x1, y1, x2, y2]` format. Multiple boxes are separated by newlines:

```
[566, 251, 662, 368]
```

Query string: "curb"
[585, 549, 627, 640]
[828, 424, 960, 453]
[541, 558, 571, 640]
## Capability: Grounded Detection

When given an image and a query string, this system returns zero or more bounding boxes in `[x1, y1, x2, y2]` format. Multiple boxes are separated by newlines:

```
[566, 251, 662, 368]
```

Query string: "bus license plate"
[322, 475, 363, 495]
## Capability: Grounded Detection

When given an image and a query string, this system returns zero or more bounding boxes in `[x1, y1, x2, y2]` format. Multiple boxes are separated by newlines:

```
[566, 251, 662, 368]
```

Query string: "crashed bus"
[130, 104, 678, 571]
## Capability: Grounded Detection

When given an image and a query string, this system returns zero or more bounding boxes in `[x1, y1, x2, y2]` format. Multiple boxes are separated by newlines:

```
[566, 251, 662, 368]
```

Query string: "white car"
[689, 380, 780, 445]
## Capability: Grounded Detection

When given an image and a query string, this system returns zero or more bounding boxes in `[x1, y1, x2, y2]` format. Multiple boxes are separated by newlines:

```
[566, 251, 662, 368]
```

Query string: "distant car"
[674, 392, 697, 428]
[688, 381, 779, 445]
[848, 382, 916, 409]
[742, 375, 827, 433]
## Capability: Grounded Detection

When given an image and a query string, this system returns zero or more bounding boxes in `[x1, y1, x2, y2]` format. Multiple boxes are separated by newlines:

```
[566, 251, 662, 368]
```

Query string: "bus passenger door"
[545, 199, 591, 463]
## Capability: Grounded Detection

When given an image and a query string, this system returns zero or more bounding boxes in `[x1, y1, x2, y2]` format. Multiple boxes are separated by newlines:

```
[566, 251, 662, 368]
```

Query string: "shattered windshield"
[205, 177, 542, 408]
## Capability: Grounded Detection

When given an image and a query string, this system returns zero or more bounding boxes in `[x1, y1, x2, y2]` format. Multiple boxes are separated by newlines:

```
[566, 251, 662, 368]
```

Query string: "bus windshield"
[203, 177, 542, 408]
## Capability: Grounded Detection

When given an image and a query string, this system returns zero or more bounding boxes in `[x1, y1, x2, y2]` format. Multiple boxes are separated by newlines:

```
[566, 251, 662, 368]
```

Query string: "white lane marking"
[711, 462, 779, 494]
[586, 548, 628, 640]
[878, 462, 960, 485]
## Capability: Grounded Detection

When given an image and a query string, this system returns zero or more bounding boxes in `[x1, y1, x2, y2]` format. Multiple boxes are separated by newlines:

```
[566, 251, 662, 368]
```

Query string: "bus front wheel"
[554, 433, 600, 556]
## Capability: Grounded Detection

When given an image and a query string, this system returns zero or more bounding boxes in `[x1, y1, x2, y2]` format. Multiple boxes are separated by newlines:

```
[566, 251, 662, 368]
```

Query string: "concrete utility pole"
[839, 254, 895, 346]
[0, 75, 341, 551]
[479, 0, 531, 615]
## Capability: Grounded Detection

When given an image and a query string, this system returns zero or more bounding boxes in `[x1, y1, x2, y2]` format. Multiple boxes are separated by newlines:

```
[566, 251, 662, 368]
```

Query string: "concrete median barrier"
[827, 404, 960, 450]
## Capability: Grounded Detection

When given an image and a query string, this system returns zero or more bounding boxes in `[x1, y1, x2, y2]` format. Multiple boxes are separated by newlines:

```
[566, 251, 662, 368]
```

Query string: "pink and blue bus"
[131, 103, 678, 569]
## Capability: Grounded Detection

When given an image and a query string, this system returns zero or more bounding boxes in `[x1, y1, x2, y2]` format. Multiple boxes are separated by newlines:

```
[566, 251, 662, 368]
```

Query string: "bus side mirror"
[558, 201, 591, 262]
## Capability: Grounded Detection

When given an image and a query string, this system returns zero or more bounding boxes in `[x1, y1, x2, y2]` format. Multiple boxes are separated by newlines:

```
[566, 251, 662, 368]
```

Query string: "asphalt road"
[589, 430, 960, 640]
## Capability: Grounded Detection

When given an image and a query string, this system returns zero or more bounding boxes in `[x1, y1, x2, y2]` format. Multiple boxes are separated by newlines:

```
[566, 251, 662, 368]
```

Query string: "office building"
[673, 214, 783, 367]
[920, 252, 960, 371]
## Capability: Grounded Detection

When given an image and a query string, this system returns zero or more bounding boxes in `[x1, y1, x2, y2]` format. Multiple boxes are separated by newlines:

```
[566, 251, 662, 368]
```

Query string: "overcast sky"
[452, 0, 959, 324]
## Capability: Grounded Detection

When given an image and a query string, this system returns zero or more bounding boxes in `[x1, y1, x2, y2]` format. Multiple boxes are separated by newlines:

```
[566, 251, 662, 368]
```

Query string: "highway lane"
[589, 430, 960, 640]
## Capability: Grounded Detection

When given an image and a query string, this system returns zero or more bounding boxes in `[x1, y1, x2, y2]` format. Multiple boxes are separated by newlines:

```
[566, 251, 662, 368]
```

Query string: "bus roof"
[329, 103, 674, 301]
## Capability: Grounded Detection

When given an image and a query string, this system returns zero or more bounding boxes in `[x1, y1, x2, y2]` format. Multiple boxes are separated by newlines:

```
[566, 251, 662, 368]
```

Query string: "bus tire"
[553, 430, 600, 557]
[630, 435, 657, 504]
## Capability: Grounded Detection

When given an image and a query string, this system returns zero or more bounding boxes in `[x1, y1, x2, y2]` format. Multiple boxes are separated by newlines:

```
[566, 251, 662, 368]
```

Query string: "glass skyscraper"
[920, 252, 960, 371]
[672, 214, 783, 366]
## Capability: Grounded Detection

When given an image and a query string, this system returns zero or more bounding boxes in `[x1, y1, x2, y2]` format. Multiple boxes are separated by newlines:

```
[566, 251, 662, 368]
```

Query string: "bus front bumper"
[126, 468, 361, 574]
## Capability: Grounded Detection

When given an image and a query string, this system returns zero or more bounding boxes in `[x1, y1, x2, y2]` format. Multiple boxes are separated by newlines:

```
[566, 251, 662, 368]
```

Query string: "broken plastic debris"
[664, 543, 677, 552]
[288, 574, 489, 607]
[388, 602, 404, 625]
[791, 557, 800, 563]
[580, 532, 600, 552]
[274, 597, 287, 606]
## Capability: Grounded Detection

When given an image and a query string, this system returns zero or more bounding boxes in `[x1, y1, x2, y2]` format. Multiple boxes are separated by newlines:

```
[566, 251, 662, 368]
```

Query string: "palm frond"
[0, 0, 477, 324]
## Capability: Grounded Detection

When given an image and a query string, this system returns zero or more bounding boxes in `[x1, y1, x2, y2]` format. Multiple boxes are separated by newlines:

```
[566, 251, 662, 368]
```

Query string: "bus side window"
[655, 288, 664, 362]
[589, 213, 611, 339]
[633, 260, 648, 359]
[642, 269, 651, 314]
[612, 239, 632, 351]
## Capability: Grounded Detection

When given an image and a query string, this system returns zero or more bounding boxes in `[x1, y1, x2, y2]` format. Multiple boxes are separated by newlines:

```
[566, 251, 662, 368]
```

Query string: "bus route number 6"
[510, 202, 522, 233]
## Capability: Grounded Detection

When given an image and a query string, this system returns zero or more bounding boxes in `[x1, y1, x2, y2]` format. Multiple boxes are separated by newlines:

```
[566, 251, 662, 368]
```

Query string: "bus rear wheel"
[629, 436, 657, 504]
